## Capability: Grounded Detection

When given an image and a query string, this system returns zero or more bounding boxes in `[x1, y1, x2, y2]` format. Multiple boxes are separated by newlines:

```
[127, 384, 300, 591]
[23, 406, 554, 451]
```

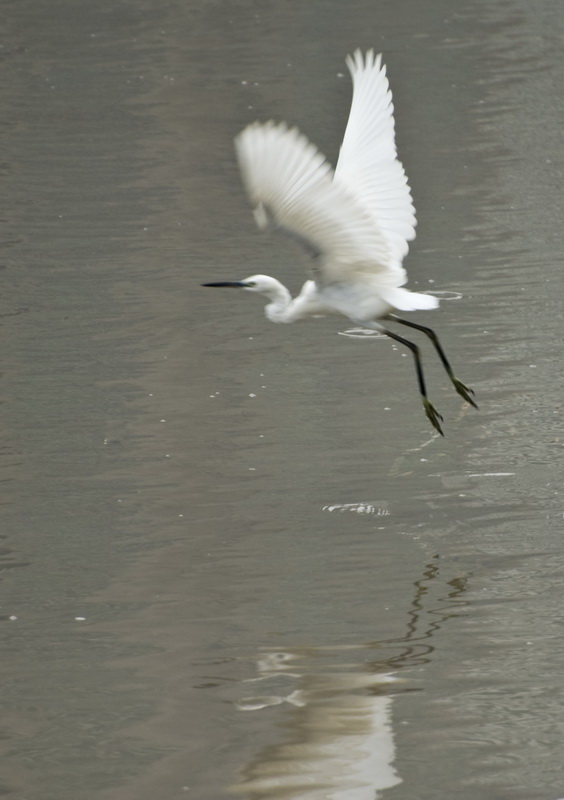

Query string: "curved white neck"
[263, 283, 293, 323]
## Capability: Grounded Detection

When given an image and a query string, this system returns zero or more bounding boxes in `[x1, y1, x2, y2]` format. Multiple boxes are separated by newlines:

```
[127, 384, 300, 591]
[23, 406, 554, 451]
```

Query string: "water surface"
[2, 1, 564, 799]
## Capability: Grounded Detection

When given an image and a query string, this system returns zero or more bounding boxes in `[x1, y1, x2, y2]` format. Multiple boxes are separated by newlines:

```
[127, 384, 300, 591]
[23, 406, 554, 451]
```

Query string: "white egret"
[203, 50, 477, 435]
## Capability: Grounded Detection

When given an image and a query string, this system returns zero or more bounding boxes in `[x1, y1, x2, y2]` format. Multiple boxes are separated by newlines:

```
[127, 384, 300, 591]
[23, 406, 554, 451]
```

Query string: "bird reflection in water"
[232, 663, 401, 799]
[229, 556, 469, 798]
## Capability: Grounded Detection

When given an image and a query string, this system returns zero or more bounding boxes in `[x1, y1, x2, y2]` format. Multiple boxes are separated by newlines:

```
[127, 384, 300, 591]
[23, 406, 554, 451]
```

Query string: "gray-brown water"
[2, 1, 564, 798]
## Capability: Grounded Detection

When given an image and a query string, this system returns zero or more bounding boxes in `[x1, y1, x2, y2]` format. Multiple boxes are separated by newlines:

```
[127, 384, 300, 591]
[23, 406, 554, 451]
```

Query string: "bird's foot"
[423, 399, 444, 436]
[452, 377, 478, 409]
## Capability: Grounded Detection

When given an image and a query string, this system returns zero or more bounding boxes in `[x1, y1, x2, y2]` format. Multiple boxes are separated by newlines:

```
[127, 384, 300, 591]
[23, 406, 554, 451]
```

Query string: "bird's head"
[202, 274, 284, 298]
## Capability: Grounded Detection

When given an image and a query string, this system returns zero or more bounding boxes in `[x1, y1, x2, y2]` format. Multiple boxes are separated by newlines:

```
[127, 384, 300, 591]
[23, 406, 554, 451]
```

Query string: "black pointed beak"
[201, 281, 247, 288]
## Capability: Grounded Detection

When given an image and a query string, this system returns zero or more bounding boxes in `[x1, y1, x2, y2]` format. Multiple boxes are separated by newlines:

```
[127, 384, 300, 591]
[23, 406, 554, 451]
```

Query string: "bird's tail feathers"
[380, 287, 439, 311]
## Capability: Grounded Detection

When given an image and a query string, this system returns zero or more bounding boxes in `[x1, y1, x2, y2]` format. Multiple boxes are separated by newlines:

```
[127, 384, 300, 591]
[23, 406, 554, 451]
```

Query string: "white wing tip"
[235, 120, 308, 157]
[346, 48, 384, 77]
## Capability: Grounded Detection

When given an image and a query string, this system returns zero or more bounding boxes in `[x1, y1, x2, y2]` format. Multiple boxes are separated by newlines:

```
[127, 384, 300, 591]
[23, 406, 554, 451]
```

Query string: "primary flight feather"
[203, 49, 477, 435]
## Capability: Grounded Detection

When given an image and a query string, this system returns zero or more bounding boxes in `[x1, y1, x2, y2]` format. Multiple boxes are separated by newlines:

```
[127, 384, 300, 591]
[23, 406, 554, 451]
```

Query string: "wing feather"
[235, 121, 404, 286]
[335, 49, 416, 263]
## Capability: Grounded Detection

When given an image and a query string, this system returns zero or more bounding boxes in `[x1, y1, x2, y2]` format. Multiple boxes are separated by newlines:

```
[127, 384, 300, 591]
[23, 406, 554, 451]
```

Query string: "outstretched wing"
[235, 121, 405, 286]
[335, 49, 416, 265]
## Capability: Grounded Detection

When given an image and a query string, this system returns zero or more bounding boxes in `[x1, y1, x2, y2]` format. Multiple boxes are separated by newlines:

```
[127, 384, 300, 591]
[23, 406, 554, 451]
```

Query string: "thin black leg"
[383, 328, 444, 436]
[389, 315, 478, 409]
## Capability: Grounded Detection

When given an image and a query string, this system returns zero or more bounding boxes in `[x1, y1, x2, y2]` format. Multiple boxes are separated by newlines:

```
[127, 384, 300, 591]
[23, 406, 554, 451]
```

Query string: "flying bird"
[203, 50, 477, 435]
